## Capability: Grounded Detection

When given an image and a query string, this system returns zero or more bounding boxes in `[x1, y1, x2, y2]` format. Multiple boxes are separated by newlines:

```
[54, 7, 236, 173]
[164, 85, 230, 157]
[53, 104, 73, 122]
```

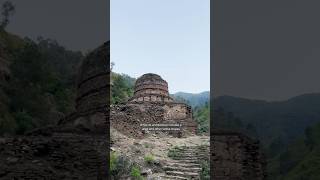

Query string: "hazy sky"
[111, 0, 210, 94]
[4, 0, 109, 52]
[214, 0, 320, 101]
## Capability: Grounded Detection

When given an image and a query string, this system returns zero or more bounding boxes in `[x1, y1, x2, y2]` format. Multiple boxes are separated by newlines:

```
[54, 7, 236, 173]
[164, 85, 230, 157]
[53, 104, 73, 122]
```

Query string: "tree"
[304, 126, 313, 148]
[0, 1, 15, 30]
[111, 62, 115, 71]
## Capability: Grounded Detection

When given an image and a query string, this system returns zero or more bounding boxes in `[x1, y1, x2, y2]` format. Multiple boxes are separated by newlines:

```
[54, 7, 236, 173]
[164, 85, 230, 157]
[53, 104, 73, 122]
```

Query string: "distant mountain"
[172, 91, 210, 108]
[214, 93, 320, 150]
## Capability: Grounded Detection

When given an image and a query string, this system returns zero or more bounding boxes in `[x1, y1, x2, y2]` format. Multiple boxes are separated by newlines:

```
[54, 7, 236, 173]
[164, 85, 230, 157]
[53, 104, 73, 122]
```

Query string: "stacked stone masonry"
[112, 73, 197, 137]
[129, 73, 174, 103]
[111, 102, 197, 138]
[76, 42, 109, 115]
[211, 129, 267, 180]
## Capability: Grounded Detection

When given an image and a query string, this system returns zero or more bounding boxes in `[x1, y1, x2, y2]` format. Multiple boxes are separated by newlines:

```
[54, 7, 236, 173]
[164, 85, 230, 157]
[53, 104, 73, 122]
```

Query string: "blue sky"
[111, 0, 210, 94]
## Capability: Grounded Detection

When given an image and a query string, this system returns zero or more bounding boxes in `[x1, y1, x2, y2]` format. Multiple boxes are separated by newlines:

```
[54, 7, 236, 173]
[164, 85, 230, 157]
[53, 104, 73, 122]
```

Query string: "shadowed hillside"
[0, 30, 83, 135]
[214, 94, 320, 179]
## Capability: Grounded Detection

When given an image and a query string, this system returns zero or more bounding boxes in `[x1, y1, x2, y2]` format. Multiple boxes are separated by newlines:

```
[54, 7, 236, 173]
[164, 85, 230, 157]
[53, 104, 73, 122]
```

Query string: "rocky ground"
[110, 128, 209, 179]
[0, 129, 108, 179]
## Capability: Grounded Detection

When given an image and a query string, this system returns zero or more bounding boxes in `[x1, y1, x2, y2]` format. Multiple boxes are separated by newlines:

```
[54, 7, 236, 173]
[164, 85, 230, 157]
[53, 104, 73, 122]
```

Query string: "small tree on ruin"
[0, 1, 15, 30]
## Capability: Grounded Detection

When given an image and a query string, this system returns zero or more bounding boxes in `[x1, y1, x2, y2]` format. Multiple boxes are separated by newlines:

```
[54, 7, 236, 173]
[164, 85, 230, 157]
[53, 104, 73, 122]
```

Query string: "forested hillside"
[0, 30, 83, 135]
[193, 102, 209, 134]
[110, 71, 135, 104]
[214, 94, 320, 179]
[171, 91, 210, 134]
[268, 122, 320, 180]
[172, 91, 209, 108]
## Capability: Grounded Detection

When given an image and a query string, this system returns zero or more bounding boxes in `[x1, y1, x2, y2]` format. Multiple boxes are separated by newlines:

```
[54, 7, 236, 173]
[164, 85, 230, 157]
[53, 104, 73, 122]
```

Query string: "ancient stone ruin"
[111, 73, 267, 179]
[129, 73, 173, 103]
[211, 129, 267, 180]
[59, 42, 109, 133]
[0, 42, 109, 180]
[111, 73, 197, 138]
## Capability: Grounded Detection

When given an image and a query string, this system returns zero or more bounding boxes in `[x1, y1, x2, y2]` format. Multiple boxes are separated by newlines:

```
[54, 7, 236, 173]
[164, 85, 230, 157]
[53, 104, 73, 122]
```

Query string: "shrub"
[144, 143, 150, 148]
[110, 152, 117, 173]
[144, 154, 155, 164]
[110, 152, 131, 179]
[200, 160, 210, 180]
[14, 111, 34, 134]
[167, 146, 182, 158]
[130, 165, 144, 180]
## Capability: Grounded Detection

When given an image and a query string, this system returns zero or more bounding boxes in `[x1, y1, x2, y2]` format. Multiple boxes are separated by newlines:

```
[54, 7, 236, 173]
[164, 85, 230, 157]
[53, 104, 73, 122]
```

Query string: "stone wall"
[129, 73, 173, 103]
[120, 73, 197, 136]
[76, 42, 109, 115]
[130, 94, 173, 103]
[211, 129, 267, 180]
[110, 102, 197, 138]
[163, 103, 192, 120]
[60, 42, 109, 134]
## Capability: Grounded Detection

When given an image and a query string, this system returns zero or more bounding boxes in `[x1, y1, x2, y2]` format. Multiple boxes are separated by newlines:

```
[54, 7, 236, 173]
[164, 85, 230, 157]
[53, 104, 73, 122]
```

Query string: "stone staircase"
[160, 145, 209, 180]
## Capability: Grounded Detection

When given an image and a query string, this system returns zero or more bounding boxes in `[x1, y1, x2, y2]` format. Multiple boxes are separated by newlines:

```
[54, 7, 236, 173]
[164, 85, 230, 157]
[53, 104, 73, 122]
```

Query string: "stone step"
[159, 175, 188, 180]
[172, 154, 207, 157]
[167, 159, 199, 163]
[166, 171, 199, 179]
[163, 166, 201, 172]
[171, 157, 204, 160]
[177, 153, 208, 157]
[180, 148, 208, 151]
[176, 152, 208, 154]
[180, 149, 209, 151]
[181, 147, 208, 150]
[172, 157, 199, 160]
[165, 162, 201, 168]
[164, 145, 209, 179]
[177, 150, 208, 154]
[173, 148, 207, 151]
[171, 158, 206, 162]
[183, 147, 209, 149]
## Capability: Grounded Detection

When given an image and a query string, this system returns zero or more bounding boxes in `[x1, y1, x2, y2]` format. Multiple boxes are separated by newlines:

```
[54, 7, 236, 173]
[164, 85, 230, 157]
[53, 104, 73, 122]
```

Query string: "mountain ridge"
[171, 91, 210, 108]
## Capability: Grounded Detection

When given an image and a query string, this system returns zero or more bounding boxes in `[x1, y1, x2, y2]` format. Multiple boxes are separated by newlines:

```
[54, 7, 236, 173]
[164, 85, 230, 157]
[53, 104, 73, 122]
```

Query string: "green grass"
[110, 152, 117, 173]
[167, 146, 183, 158]
[144, 154, 155, 164]
[131, 165, 144, 180]
[110, 151, 132, 178]
[143, 143, 151, 148]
